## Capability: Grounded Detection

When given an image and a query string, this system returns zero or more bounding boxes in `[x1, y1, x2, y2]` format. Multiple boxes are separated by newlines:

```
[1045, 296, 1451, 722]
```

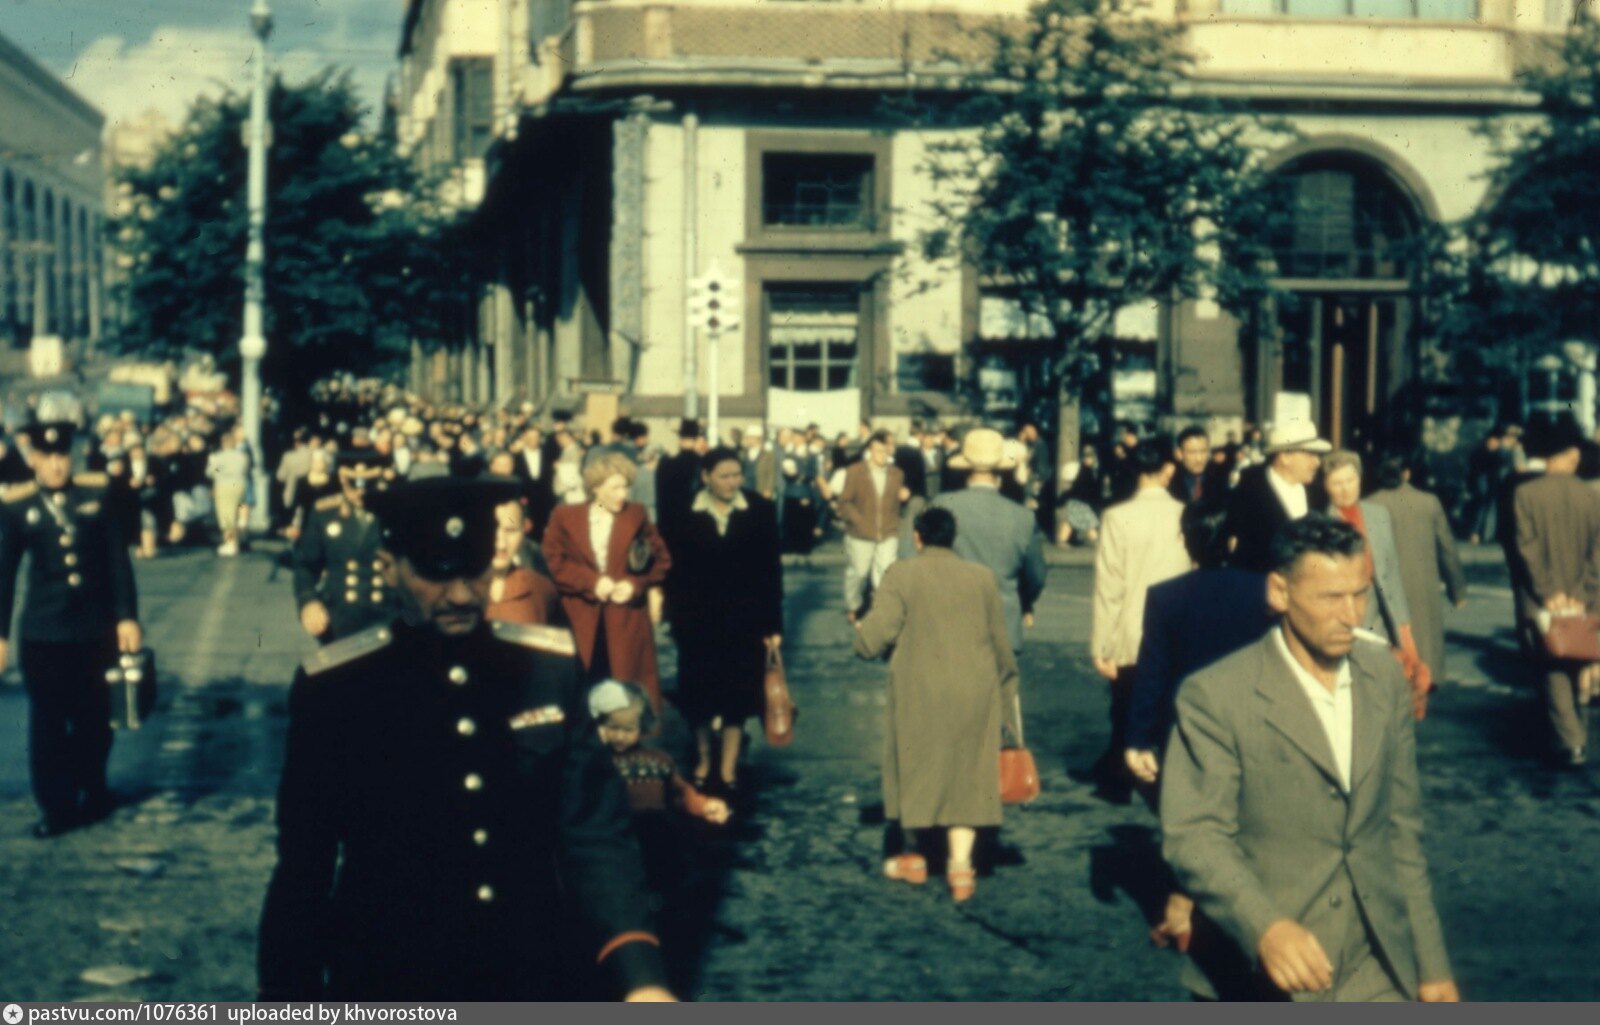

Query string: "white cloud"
[64, 24, 388, 134]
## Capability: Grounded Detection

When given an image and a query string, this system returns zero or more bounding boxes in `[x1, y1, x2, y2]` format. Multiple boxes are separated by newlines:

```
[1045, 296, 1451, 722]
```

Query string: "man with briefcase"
[0, 419, 144, 838]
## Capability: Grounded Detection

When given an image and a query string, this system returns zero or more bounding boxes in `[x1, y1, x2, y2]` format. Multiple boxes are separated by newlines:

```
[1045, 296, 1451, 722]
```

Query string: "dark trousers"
[23, 637, 117, 825]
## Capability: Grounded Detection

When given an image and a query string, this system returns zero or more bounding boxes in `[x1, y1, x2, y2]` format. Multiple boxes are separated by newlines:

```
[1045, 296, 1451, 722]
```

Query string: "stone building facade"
[396, 0, 1587, 447]
[0, 29, 105, 360]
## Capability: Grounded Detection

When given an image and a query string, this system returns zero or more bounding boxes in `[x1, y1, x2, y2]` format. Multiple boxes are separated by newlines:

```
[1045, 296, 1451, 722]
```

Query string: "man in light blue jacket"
[932, 428, 1047, 655]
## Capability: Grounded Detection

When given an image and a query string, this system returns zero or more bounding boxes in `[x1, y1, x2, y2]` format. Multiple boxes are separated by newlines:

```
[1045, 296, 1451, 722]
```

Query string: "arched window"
[1272, 154, 1421, 280]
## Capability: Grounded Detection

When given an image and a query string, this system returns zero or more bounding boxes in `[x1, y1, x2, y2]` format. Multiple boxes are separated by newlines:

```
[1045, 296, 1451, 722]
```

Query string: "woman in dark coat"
[544, 453, 672, 711]
[666, 447, 784, 791]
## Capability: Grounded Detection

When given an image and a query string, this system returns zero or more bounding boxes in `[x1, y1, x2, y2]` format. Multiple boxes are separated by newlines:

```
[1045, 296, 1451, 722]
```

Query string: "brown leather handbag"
[1543, 610, 1600, 663]
[998, 696, 1038, 804]
[763, 648, 797, 748]
[1000, 747, 1041, 804]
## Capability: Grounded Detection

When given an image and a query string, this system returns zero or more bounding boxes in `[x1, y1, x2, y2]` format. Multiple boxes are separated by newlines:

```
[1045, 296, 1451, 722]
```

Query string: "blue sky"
[0, 0, 406, 129]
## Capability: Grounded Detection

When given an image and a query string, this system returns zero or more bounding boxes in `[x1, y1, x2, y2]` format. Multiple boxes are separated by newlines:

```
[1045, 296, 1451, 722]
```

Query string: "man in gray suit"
[932, 428, 1047, 654]
[1161, 515, 1457, 1002]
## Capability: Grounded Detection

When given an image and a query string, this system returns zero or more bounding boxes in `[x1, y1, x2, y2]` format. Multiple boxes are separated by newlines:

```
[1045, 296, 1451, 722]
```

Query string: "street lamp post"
[241, 0, 272, 532]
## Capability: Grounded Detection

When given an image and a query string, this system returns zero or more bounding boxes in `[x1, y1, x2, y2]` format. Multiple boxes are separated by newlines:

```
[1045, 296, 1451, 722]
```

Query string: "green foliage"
[1444, 21, 1600, 382]
[108, 69, 471, 405]
[897, 0, 1291, 393]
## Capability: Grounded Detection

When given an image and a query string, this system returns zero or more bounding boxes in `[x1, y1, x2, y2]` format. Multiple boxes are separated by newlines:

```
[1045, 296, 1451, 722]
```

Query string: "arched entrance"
[1255, 152, 1425, 452]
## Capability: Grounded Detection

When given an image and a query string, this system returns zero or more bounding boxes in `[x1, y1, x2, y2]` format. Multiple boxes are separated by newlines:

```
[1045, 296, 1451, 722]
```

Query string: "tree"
[109, 69, 470, 416]
[1440, 19, 1600, 417]
[897, 0, 1290, 441]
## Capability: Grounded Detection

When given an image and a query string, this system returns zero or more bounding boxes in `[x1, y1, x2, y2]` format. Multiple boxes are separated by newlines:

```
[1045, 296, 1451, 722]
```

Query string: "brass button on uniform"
[457, 718, 476, 737]
[67, 573, 82, 587]
[370, 591, 383, 603]
[464, 773, 483, 791]
[372, 560, 383, 571]
[345, 590, 359, 603]
[472, 829, 489, 847]
[449, 666, 469, 686]
[64, 554, 78, 567]
[476, 885, 494, 903]
[59, 534, 72, 547]
[346, 560, 359, 571]
[346, 575, 359, 586]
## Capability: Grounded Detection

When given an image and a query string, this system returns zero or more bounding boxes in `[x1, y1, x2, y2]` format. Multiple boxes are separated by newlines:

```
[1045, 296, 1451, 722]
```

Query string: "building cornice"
[0, 30, 103, 129]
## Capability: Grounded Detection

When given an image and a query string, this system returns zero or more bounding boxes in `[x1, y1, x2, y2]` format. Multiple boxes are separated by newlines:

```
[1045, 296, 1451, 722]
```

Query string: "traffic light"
[688, 266, 741, 335]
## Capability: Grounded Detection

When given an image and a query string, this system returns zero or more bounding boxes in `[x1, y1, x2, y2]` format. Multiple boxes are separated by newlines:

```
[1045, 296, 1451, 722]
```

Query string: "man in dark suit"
[1162, 515, 1457, 1002]
[259, 476, 673, 1001]
[655, 419, 703, 550]
[1169, 426, 1229, 509]
[1125, 504, 1273, 949]
[893, 426, 929, 500]
[512, 423, 556, 540]
[0, 420, 143, 838]
[1224, 418, 1331, 573]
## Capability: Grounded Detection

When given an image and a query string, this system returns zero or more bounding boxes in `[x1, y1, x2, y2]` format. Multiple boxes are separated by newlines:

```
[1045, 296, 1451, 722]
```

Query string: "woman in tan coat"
[854, 507, 1021, 903]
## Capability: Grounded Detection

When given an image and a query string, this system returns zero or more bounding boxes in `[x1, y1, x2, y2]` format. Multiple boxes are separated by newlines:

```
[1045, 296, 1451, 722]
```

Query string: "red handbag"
[1000, 747, 1040, 804]
[762, 648, 797, 748]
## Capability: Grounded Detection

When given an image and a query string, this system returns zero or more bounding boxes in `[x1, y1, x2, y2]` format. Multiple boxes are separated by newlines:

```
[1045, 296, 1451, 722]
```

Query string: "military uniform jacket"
[258, 619, 666, 1001]
[0, 475, 138, 642]
[291, 496, 398, 641]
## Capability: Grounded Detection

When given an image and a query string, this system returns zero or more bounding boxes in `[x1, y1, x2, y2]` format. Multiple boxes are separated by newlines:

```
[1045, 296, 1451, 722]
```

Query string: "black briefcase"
[106, 649, 158, 730]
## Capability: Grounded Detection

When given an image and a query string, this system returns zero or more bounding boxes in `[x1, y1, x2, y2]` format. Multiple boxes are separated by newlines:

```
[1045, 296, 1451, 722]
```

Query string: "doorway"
[1273, 293, 1410, 452]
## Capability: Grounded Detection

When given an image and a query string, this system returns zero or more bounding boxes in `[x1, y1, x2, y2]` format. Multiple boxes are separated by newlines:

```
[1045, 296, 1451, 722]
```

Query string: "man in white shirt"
[1223, 417, 1331, 573]
[1161, 515, 1457, 1003]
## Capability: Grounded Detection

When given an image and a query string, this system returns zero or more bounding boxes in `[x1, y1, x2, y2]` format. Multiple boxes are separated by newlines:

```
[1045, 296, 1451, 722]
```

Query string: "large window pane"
[1220, 0, 1281, 12]
[1284, 0, 1352, 15]
[1353, 0, 1414, 16]
[762, 154, 874, 229]
[767, 284, 862, 393]
[1417, 0, 1476, 18]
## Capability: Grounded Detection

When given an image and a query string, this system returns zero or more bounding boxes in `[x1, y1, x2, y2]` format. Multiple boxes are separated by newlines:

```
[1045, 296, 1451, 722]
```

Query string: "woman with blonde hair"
[544, 452, 673, 710]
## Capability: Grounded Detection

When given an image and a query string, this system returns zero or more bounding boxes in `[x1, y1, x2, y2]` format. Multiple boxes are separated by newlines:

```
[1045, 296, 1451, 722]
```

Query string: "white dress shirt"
[588, 503, 616, 575]
[868, 462, 888, 497]
[1272, 627, 1354, 791]
[1267, 465, 1309, 520]
[522, 449, 543, 480]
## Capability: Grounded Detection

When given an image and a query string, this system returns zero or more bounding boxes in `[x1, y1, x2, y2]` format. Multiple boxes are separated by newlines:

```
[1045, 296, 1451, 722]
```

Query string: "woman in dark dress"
[667, 447, 784, 792]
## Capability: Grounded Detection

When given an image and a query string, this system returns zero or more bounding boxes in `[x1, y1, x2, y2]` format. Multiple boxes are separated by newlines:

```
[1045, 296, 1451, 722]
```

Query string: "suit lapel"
[1255, 633, 1344, 788]
[1348, 648, 1388, 793]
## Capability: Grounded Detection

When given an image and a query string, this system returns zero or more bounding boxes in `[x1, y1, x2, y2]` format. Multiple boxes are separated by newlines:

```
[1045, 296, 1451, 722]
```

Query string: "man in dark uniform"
[259, 475, 674, 1001]
[0, 420, 143, 838]
[291, 451, 399, 643]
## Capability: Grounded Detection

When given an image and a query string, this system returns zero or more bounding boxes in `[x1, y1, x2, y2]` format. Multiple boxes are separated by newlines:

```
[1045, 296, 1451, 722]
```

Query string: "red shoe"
[883, 854, 928, 885]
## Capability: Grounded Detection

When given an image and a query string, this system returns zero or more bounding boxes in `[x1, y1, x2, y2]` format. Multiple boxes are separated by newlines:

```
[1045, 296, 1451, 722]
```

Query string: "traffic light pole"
[708, 325, 720, 445]
[240, 0, 273, 533]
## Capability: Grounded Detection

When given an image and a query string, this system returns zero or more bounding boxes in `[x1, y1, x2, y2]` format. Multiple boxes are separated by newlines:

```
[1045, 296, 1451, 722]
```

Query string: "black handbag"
[626, 532, 654, 575]
[106, 649, 158, 730]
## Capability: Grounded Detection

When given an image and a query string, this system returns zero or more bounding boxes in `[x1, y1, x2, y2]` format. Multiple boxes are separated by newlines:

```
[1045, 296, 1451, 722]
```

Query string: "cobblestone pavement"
[0, 545, 1596, 1001]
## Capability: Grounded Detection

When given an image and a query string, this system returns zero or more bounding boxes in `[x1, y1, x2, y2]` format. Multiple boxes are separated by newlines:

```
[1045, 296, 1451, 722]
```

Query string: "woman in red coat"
[544, 453, 672, 710]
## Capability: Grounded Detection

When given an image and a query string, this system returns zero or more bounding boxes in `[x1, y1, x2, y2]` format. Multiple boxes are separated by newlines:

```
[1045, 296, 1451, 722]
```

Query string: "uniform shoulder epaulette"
[73, 471, 108, 488]
[302, 625, 394, 676]
[2, 481, 37, 504]
[315, 494, 344, 512]
[491, 620, 578, 657]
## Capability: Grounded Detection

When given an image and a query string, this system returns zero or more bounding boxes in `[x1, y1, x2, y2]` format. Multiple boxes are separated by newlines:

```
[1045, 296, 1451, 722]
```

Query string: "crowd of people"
[9, 368, 1600, 1002]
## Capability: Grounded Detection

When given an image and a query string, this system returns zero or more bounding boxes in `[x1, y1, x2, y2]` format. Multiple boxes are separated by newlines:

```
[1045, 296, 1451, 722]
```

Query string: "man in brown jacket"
[1514, 420, 1600, 767]
[837, 429, 907, 621]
